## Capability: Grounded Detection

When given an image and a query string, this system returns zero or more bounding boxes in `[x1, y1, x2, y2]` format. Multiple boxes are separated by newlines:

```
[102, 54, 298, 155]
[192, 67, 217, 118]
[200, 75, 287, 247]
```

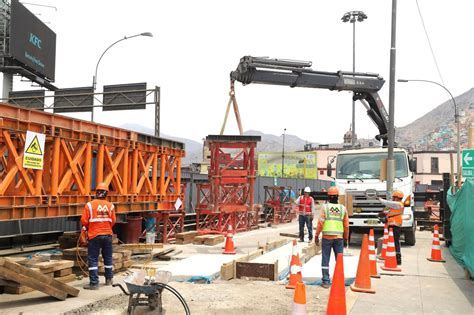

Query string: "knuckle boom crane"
[230, 56, 390, 145]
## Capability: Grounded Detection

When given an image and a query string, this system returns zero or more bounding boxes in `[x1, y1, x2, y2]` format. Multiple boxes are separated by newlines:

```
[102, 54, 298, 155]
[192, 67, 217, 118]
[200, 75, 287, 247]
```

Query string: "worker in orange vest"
[379, 190, 404, 265]
[81, 182, 116, 290]
[294, 187, 315, 242]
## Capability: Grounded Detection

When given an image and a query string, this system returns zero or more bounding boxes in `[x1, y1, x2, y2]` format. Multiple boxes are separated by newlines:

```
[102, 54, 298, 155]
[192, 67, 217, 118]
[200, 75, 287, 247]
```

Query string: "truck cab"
[329, 147, 416, 245]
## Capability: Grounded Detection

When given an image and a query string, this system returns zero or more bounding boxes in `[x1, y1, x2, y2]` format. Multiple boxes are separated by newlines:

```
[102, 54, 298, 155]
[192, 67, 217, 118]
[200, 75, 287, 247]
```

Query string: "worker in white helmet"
[294, 187, 315, 242]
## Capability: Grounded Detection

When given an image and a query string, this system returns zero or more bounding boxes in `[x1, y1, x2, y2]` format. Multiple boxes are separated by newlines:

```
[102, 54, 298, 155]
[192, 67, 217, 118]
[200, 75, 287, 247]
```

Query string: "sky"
[7, 0, 474, 145]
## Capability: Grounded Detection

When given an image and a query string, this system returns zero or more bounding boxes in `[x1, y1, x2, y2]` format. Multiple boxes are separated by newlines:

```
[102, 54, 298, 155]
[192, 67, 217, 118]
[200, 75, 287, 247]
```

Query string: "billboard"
[102, 83, 147, 111]
[9, 90, 45, 110]
[10, 0, 56, 81]
[53, 87, 93, 113]
[258, 152, 317, 179]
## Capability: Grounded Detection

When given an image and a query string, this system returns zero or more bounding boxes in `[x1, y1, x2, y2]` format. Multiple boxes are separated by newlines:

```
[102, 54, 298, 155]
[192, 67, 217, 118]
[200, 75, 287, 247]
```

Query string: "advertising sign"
[258, 152, 317, 179]
[10, 0, 56, 80]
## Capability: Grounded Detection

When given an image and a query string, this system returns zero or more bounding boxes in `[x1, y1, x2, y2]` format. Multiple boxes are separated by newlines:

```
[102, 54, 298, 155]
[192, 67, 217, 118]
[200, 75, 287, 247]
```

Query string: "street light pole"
[398, 78, 461, 190]
[91, 32, 153, 121]
[282, 128, 286, 178]
[342, 10, 367, 147]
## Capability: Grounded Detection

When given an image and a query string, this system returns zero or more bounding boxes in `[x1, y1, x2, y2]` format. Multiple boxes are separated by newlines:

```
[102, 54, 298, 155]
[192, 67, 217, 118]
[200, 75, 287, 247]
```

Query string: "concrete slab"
[301, 254, 359, 281]
[158, 254, 243, 281]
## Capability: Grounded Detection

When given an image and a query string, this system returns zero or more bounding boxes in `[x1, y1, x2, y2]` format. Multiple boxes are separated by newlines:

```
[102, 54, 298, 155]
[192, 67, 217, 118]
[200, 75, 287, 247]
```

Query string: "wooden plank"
[54, 268, 72, 277]
[235, 262, 276, 281]
[55, 274, 76, 283]
[119, 243, 163, 250]
[175, 231, 198, 239]
[192, 235, 208, 244]
[204, 235, 224, 246]
[279, 232, 299, 238]
[2, 258, 79, 297]
[0, 266, 67, 300]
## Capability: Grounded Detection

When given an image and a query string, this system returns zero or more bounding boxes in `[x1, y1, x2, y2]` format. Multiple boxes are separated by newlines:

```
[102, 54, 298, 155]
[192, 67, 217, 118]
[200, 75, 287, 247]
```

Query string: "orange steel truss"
[0, 103, 185, 220]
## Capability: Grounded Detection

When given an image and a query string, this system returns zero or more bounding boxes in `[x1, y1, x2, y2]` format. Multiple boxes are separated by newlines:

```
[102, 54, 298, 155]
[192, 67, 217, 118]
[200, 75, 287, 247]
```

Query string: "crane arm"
[230, 56, 389, 145]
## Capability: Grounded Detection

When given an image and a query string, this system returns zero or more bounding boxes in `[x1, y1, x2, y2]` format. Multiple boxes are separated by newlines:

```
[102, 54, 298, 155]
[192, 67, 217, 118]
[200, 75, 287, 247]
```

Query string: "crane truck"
[230, 56, 417, 245]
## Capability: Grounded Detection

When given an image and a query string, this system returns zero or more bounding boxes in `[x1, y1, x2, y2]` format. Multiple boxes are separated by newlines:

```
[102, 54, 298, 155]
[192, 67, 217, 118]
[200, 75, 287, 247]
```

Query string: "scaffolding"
[262, 186, 294, 224]
[196, 135, 260, 233]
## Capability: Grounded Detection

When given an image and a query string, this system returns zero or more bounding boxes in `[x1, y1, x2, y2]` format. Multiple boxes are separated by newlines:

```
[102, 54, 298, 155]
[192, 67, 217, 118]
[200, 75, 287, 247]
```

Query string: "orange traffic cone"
[368, 229, 380, 278]
[292, 282, 307, 315]
[350, 234, 376, 293]
[427, 225, 446, 263]
[380, 228, 401, 272]
[378, 223, 389, 260]
[286, 240, 303, 289]
[326, 253, 346, 315]
[222, 225, 236, 255]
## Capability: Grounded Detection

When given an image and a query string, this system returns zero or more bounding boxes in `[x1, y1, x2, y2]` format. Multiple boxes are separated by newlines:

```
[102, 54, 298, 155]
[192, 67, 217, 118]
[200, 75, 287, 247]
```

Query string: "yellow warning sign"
[23, 131, 45, 170]
[25, 135, 43, 155]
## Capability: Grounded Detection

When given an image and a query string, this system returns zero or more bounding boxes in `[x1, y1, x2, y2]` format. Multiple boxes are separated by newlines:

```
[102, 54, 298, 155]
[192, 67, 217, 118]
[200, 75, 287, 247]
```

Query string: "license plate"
[366, 219, 379, 225]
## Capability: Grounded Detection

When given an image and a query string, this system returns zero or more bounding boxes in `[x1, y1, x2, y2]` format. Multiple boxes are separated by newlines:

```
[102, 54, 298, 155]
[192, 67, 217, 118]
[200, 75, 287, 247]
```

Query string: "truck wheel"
[404, 228, 416, 246]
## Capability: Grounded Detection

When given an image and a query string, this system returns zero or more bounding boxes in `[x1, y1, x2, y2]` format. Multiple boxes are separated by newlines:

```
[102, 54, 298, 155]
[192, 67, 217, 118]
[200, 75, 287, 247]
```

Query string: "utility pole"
[387, 0, 397, 197]
[282, 128, 286, 178]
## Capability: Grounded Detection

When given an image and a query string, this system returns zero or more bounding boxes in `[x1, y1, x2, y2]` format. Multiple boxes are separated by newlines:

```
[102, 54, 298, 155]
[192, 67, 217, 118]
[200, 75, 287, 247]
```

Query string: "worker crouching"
[314, 187, 349, 289]
[81, 182, 116, 290]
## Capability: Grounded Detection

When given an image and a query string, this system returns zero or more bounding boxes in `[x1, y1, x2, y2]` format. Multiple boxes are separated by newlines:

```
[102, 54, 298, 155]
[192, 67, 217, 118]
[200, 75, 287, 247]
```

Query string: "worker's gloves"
[82, 226, 87, 231]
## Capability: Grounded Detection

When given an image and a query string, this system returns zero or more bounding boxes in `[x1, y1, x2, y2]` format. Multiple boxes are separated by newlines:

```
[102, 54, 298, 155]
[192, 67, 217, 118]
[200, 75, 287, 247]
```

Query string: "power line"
[415, 0, 445, 86]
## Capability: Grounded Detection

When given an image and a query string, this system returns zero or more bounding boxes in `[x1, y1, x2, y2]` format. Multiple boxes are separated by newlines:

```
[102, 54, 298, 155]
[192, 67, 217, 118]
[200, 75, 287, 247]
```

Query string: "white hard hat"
[304, 187, 311, 193]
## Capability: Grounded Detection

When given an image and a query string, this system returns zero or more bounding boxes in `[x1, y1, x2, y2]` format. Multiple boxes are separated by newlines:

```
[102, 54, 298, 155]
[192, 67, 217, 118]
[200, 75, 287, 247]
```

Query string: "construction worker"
[294, 187, 315, 242]
[314, 186, 349, 288]
[81, 182, 116, 290]
[379, 190, 404, 265]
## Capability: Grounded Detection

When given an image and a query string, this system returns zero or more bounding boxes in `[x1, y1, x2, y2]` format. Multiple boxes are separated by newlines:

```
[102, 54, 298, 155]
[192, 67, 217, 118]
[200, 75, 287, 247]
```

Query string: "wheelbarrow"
[113, 270, 190, 315]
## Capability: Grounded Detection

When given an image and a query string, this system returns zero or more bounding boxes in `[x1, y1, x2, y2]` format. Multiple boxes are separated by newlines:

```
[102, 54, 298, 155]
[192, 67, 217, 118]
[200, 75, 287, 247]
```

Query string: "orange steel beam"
[0, 102, 185, 220]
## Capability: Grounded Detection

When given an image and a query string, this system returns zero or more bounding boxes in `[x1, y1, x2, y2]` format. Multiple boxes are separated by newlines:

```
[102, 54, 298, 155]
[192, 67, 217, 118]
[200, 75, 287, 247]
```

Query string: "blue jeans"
[298, 214, 313, 241]
[88, 234, 113, 285]
[321, 238, 344, 284]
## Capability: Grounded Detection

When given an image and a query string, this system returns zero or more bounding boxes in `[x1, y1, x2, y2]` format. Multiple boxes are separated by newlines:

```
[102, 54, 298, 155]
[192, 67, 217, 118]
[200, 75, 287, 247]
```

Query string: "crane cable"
[220, 80, 244, 135]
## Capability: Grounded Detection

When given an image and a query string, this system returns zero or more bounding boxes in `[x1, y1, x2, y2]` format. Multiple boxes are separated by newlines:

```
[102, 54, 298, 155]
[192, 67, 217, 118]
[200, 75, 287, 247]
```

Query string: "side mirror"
[409, 159, 417, 173]
[327, 163, 332, 177]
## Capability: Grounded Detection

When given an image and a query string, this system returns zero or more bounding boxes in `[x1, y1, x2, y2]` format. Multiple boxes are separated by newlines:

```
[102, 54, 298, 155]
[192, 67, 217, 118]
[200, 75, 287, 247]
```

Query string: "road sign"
[23, 131, 45, 170]
[462, 149, 474, 178]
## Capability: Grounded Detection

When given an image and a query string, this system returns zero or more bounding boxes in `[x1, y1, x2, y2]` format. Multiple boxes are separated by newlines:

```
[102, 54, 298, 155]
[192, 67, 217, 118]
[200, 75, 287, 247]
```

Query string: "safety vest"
[322, 203, 345, 236]
[81, 199, 116, 240]
[387, 201, 404, 227]
[298, 196, 313, 214]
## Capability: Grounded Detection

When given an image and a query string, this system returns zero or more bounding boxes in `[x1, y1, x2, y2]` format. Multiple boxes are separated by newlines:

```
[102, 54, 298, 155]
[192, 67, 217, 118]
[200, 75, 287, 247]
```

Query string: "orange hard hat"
[392, 190, 403, 199]
[96, 182, 109, 192]
[327, 186, 339, 196]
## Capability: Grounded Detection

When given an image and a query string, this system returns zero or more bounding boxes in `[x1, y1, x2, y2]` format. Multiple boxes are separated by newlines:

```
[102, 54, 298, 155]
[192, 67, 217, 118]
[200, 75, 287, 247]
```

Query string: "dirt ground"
[65, 279, 333, 315]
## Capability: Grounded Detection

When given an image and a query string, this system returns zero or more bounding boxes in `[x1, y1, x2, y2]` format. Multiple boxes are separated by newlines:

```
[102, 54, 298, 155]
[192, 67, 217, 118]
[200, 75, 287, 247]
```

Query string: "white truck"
[327, 147, 417, 245]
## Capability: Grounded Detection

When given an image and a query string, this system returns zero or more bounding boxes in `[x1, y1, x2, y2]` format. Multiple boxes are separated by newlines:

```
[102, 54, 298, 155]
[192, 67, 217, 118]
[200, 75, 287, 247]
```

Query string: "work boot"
[321, 282, 330, 289]
[105, 278, 113, 286]
[299, 239, 304, 242]
[83, 283, 99, 290]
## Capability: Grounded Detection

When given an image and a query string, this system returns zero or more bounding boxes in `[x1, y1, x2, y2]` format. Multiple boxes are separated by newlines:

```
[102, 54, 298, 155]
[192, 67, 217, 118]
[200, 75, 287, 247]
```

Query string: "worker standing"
[81, 182, 116, 290]
[294, 187, 315, 242]
[379, 190, 404, 265]
[314, 186, 349, 288]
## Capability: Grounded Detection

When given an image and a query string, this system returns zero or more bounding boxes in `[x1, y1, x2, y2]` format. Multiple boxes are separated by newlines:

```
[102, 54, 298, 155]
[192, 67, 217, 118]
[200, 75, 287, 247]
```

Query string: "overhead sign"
[23, 131, 46, 170]
[462, 149, 474, 178]
[10, 0, 57, 81]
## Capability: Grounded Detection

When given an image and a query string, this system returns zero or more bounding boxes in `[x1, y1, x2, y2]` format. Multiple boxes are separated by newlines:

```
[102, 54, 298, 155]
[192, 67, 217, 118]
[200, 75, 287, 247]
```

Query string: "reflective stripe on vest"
[322, 203, 345, 236]
[89, 217, 113, 223]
